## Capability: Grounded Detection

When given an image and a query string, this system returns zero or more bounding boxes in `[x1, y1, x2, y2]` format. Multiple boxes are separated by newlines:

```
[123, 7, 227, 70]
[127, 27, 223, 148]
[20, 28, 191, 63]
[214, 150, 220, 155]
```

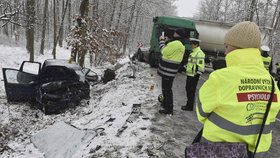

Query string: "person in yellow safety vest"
[196, 21, 280, 157]
[260, 45, 272, 74]
[181, 38, 205, 111]
[276, 63, 280, 74]
[157, 28, 185, 115]
[275, 62, 280, 89]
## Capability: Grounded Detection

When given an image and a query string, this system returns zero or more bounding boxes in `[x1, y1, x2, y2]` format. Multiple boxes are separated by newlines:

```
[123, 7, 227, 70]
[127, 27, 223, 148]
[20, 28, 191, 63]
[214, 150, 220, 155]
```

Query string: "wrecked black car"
[2, 59, 97, 114]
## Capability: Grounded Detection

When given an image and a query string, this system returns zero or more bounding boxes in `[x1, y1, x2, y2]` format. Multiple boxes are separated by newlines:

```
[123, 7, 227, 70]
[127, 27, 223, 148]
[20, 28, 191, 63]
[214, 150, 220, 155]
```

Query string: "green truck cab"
[144, 16, 199, 67]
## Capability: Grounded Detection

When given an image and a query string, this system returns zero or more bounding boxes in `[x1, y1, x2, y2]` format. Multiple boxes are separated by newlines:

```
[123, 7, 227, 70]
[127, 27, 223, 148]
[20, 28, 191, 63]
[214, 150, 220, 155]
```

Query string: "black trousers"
[162, 76, 174, 113]
[185, 74, 200, 109]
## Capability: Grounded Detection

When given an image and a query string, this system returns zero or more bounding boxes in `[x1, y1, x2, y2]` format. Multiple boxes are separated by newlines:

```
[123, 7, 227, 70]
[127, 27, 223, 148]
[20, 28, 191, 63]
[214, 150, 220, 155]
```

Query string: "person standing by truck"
[274, 62, 280, 89]
[196, 21, 280, 157]
[260, 45, 273, 74]
[157, 28, 185, 115]
[181, 38, 205, 111]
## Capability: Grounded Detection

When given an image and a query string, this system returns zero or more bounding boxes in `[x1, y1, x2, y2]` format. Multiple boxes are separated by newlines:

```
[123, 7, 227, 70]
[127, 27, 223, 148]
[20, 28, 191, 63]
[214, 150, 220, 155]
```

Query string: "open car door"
[2, 61, 41, 102]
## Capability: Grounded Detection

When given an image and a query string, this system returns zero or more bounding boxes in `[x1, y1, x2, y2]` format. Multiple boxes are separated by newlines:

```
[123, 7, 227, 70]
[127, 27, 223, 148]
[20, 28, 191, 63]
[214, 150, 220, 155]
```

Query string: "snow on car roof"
[43, 59, 81, 70]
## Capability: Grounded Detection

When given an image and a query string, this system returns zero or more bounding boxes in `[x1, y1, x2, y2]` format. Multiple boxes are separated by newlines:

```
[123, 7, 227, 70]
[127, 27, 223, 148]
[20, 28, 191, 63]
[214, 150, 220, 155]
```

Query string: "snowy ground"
[0, 45, 172, 158]
[1, 45, 280, 158]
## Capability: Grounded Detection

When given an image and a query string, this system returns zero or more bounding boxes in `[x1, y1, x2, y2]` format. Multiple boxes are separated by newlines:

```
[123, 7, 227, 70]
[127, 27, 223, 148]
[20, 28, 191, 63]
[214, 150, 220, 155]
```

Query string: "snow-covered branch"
[0, 1, 23, 27]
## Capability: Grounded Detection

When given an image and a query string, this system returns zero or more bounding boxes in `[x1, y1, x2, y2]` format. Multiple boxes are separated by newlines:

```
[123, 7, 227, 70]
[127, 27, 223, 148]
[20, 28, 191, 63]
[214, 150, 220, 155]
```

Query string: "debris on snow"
[31, 121, 96, 158]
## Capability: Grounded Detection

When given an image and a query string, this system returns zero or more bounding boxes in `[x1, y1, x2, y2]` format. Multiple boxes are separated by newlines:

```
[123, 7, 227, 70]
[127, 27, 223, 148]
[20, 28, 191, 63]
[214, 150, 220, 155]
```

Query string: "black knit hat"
[174, 28, 185, 38]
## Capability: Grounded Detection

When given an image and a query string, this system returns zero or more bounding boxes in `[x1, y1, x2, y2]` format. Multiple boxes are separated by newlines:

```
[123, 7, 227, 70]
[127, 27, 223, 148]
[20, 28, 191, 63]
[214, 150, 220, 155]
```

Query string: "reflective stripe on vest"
[197, 102, 274, 135]
[186, 50, 205, 76]
[158, 58, 180, 77]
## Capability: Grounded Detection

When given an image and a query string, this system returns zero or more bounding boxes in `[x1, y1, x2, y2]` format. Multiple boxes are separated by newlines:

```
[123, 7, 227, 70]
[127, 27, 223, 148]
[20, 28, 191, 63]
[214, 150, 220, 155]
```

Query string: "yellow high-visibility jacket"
[158, 40, 185, 78]
[185, 47, 205, 76]
[262, 56, 272, 71]
[197, 48, 280, 157]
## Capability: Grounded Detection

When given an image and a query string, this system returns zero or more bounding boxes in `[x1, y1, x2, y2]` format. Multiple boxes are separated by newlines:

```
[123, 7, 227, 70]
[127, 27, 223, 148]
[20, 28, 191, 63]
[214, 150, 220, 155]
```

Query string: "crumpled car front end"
[36, 80, 90, 115]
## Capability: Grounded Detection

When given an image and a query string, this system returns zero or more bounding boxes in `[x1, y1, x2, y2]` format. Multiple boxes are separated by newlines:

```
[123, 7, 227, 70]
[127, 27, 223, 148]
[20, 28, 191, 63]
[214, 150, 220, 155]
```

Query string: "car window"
[4, 69, 19, 83]
[5, 69, 37, 84]
[21, 62, 40, 75]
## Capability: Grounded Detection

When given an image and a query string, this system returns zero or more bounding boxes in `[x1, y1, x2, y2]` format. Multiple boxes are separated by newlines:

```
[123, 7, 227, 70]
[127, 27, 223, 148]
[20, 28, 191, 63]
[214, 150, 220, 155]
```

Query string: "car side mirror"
[82, 68, 99, 82]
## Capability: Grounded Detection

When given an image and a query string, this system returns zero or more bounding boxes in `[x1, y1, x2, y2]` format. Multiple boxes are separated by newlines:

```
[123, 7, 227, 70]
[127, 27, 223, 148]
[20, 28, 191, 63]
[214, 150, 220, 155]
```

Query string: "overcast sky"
[175, 0, 201, 17]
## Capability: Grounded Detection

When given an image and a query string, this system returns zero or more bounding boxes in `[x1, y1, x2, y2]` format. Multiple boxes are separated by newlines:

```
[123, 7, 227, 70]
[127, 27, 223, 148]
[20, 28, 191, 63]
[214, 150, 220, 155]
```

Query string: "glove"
[159, 36, 167, 41]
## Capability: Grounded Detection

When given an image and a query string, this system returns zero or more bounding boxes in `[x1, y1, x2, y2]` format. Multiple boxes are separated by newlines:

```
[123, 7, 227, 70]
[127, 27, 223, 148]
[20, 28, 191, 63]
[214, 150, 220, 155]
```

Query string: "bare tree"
[52, 0, 57, 59]
[268, 0, 280, 48]
[59, 0, 65, 47]
[122, 0, 137, 54]
[52, 0, 69, 58]
[115, 0, 124, 31]
[109, 0, 117, 29]
[0, 1, 23, 26]
[39, 0, 48, 55]
[246, 0, 257, 21]
[68, 0, 89, 67]
[78, 0, 89, 67]
[68, 0, 71, 31]
[0, 0, 179, 66]
[26, 0, 35, 62]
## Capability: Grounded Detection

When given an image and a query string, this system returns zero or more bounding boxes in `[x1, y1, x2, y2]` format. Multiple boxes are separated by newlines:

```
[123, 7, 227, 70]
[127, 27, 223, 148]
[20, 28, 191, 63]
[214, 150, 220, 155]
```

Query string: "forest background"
[0, 0, 280, 67]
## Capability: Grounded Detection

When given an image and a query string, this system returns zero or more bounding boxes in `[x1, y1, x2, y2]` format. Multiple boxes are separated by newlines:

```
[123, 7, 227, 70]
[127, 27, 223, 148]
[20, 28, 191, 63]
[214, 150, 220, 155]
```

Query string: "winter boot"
[181, 105, 193, 111]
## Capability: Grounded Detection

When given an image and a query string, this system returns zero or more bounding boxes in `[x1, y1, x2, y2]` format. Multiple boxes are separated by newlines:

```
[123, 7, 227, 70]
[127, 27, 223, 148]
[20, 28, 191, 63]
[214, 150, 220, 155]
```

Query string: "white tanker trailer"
[193, 19, 269, 69]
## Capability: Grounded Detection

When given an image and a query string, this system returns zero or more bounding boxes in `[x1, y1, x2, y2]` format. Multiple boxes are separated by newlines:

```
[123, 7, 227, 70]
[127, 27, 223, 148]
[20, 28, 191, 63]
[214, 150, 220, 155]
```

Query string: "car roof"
[43, 59, 81, 70]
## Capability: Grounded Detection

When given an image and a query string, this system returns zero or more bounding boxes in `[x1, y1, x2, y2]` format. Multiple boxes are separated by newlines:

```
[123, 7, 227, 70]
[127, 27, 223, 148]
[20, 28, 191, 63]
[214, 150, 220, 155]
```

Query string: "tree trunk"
[52, 0, 57, 59]
[268, 0, 280, 49]
[122, 0, 137, 54]
[36, 0, 41, 41]
[262, 0, 269, 26]
[224, 0, 229, 21]
[52, 0, 69, 56]
[68, 0, 71, 31]
[40, 0, 49, 55]
[79, 0, 89, 17]
[90, 0, 99, 66]
[92, 0, 99, 21]
[3, 25, 9, 37]
[59, 0, 65, 47]
[78, 0, 89, 67]
[246, 0, 257, 21]
[70, 0, 89, 67]
[115, 0, 124, 30]
[131, 4, 142, 46]
[109, 0, 117, 29]
[26, 0, 35, 62]
[214, 0, 222, 21]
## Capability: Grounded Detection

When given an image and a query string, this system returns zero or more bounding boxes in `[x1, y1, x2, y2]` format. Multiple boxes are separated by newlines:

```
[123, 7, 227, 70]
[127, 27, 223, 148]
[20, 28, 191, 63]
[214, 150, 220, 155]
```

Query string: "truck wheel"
[149, 52, 158, 68]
